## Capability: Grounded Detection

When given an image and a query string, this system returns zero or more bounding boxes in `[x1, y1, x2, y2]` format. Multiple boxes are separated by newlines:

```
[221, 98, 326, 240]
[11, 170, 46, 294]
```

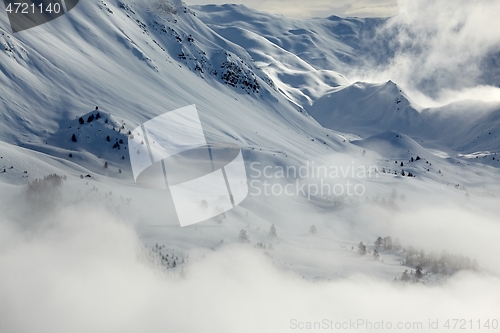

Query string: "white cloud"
[1, 203, 500, 332]
[349, 0, 500, 106]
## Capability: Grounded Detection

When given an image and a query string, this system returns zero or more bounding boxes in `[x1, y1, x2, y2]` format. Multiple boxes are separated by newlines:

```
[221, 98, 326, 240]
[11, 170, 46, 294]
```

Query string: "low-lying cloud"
[1, 203, 499, 333]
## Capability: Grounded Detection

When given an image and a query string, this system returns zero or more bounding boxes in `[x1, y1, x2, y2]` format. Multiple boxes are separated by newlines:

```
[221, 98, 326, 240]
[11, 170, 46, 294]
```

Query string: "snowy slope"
[0, 0, 364, 177]
[309, 81, 500, 160]
[201, 24, 350, 108]
[309, 81, 423, 135]
[194, 4, 500, 167]
[193, 4, 387, 72]
[0, 0, 497, 244]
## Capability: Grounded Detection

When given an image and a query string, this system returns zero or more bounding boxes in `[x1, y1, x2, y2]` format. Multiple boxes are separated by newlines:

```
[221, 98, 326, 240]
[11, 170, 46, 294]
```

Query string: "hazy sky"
[185, 0, 399, 18]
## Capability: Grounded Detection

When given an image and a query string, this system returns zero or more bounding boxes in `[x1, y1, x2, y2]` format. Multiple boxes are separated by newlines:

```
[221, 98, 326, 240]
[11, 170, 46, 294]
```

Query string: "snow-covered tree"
[358, 242, 366, 255]
[269, 224, 277, 238]
[415, 265, 423, 279]
[383, 236, 391, 249]
[309, 225, 317, 235]
[238, 229, 249, 243]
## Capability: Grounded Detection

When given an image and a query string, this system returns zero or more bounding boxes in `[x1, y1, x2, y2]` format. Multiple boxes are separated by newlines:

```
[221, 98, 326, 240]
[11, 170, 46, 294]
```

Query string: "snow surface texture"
[1, 0, 500, 332]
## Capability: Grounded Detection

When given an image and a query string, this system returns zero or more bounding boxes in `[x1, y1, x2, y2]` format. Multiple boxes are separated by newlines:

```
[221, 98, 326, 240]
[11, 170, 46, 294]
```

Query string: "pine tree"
[106, 135, 110, 142]
[269, 224, 277, 238]
[401, 269, 410, 282]
[238, 230, 249, 243]
[71, 134, 77, 142]
[415, 265, 423, 279]
[375, 236, 383, 248]
[384, 236, 393, 250]
[78, 117, 84, 125]
[104, 162, 108, 168]
[358, 242, 367, 255]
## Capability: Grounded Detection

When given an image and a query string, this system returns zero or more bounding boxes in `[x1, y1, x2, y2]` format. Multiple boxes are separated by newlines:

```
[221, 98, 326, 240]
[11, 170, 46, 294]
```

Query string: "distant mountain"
[309, 81, 500, 156]
[193, 4, 500, 162]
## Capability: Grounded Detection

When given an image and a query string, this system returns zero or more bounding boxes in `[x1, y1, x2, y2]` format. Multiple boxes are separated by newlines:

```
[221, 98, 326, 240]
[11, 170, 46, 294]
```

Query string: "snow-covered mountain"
[1, 1, 500, 331]
[1, 0, 499, 264]
[193, 4, 500, 163]
[1, 0, 499, 258]
[1, 0, 353, 174]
